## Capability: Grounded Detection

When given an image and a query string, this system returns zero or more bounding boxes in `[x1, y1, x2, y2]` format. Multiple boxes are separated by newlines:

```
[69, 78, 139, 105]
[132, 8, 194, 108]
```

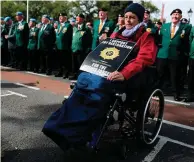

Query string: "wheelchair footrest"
[121, 125, 136, 138]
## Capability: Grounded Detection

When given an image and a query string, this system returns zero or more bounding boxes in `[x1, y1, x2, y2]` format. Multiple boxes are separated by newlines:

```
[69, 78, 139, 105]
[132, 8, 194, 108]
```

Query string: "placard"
[80, 38, 136, 78]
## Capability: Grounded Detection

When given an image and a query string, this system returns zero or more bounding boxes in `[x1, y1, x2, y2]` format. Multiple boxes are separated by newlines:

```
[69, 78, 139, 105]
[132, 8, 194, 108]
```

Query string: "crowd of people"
[0, 5, 194, 102]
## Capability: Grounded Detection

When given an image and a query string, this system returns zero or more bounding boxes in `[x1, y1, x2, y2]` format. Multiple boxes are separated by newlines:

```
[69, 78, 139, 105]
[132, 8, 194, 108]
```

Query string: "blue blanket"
[42, 72, 123, 150]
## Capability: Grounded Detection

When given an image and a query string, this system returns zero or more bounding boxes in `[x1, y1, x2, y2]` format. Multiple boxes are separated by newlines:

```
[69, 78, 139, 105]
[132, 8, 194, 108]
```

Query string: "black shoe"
[46, 70, 52, 75]
[39, 69, 46, 73]
[55, 72, 63, 77]
[68, 75, 77, 80]
[174, 95, 181, 101]
[63, 72, 69, 79]
[183, 97, 193, 102]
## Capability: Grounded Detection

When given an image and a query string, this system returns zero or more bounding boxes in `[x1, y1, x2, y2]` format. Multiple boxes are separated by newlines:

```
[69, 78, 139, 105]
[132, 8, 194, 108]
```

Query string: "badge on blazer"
[18, 25, 24, 30]
[146, 28, 151, 32]
[80, 31, 85, 36]
[100, 47, 120, 60]
[180, 29, 185, 38]
[104, 27, 109, 33]
[62, 27, 67, 33]
[31, 32, 36, 36]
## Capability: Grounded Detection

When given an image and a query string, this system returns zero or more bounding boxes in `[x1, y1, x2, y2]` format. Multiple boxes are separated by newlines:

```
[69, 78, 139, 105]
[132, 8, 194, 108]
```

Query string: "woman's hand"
[107, 71, 125, 81]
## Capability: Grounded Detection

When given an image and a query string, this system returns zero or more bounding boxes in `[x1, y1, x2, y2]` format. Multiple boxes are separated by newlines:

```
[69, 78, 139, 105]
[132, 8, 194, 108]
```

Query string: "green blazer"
[38, 23, 56, 50]
[15, 20, 29, 47]
[71, 23, 92, 54]
[1, 24, 8, 48]
[92, 19, 115, 50]
[56, 22, 73, 50]
[157, 22, 191, 60]
[28, 27, 39, 50]
[189, 26, 194, 59]
[145, 20, 157, 34]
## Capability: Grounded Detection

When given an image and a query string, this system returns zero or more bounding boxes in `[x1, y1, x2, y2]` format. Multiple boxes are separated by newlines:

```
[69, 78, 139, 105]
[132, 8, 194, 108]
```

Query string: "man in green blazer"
[92, 8, 115, 50]
[27, 18, 39, 72]
[1, 17, 8, 66]
[38, 15, 56, 75]
[143, 10, 157, 34]
[55, 13, 73, 78]
[156, 9, 191, 101]
[184, 25, 194, 102]
[69, 13, 92, 80]
[113, 14, 125, 32]
[15, 12, 29, 70]
[4, 17, 16, 68]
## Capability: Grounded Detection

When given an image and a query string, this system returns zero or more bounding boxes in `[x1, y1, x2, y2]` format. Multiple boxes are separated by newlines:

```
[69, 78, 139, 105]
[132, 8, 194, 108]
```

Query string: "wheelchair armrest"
[115, 93, 126, 102]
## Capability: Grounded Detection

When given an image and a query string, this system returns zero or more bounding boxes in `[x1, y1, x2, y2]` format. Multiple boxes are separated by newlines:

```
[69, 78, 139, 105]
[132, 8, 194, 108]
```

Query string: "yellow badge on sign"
[62, 28, 67, 33]
[80, 31, 85, 36]
[100, 47, 120, 60]
[146, 28, 151, 32]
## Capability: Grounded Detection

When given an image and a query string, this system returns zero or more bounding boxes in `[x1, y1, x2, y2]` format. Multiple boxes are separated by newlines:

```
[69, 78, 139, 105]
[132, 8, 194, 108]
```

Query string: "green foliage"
[140, 0, 159, 14]
[1, 1, 27, 20]
[96, 1, 130, 21]
[1, 0, 159, 23]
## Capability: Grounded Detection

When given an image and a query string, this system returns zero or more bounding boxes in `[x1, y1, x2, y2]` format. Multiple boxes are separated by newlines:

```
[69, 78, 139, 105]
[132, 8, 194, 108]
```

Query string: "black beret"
[77, 13, 85, 19]
[98, 8, 108, 12]
[156, 21, 162, 25]
[59, 13, 67, 17]
[170, 9, 182, 15]
[125, 3, 145, 22]
[145, 9, 150, 14]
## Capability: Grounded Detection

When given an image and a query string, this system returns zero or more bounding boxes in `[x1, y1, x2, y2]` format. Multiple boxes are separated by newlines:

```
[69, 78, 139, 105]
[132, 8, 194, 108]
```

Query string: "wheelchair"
[63, 70, 165, 159]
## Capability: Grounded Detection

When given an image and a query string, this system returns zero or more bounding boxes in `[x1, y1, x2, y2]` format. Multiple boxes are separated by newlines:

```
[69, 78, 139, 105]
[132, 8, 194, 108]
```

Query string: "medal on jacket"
[180, 29, 185, 38]
[18, 24, 24, 30]
[80, 31, 85, 36]
[62, 27, 67, 33]
[104, 27, 109, 33]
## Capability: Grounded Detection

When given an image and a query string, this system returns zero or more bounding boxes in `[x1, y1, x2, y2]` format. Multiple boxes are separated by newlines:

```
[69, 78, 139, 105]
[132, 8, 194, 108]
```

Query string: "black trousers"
[156, 58, 181, 95]
[71, 51, 86, 74]
[188, 58, 194, 96]
[28, 50, 39, 71]
[39, 49, 53, 72]
[8, 49, 16, 66]
[179, 55, 189, 88]
[15, 46, 28, 69]
[56, 50, 72, 74]
[1, 47, 8, 65]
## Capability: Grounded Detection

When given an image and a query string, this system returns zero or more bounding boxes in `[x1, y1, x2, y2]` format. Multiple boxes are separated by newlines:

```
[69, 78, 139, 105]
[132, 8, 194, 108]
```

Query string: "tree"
[140, 0, 159, 14]
[1, 1, 27, 21]
[68, 0, 98, 21]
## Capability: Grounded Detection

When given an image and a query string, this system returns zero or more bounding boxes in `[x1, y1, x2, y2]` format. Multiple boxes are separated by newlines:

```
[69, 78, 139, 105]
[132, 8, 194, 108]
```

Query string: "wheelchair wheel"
[136, 89, 164, 146]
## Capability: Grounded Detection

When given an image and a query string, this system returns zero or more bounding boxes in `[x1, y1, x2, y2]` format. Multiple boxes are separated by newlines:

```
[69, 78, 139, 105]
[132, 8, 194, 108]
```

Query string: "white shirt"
[41, 23, 48, 31]
[18, 19, 23, 25]
[78, 24, 83, 30]
[171, 22, 180, 34]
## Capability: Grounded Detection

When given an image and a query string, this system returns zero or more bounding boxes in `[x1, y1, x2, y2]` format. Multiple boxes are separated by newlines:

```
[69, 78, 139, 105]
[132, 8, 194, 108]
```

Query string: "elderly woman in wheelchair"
[42, 3, 164, 158]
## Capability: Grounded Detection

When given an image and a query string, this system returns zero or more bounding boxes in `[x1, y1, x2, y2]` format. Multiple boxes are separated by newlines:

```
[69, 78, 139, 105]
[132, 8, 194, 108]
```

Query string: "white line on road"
[26, 71, 49, 77]
[142, 138, 167, 162]
[7, 90, 27, 98]
[15, 83, 40, 90]
[163, 120, 194, 131]
[164, 99, 191, 106]
[1, 93, 13, 97]
[159, 135, 194, 149]
[0, 65, 12, 69]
